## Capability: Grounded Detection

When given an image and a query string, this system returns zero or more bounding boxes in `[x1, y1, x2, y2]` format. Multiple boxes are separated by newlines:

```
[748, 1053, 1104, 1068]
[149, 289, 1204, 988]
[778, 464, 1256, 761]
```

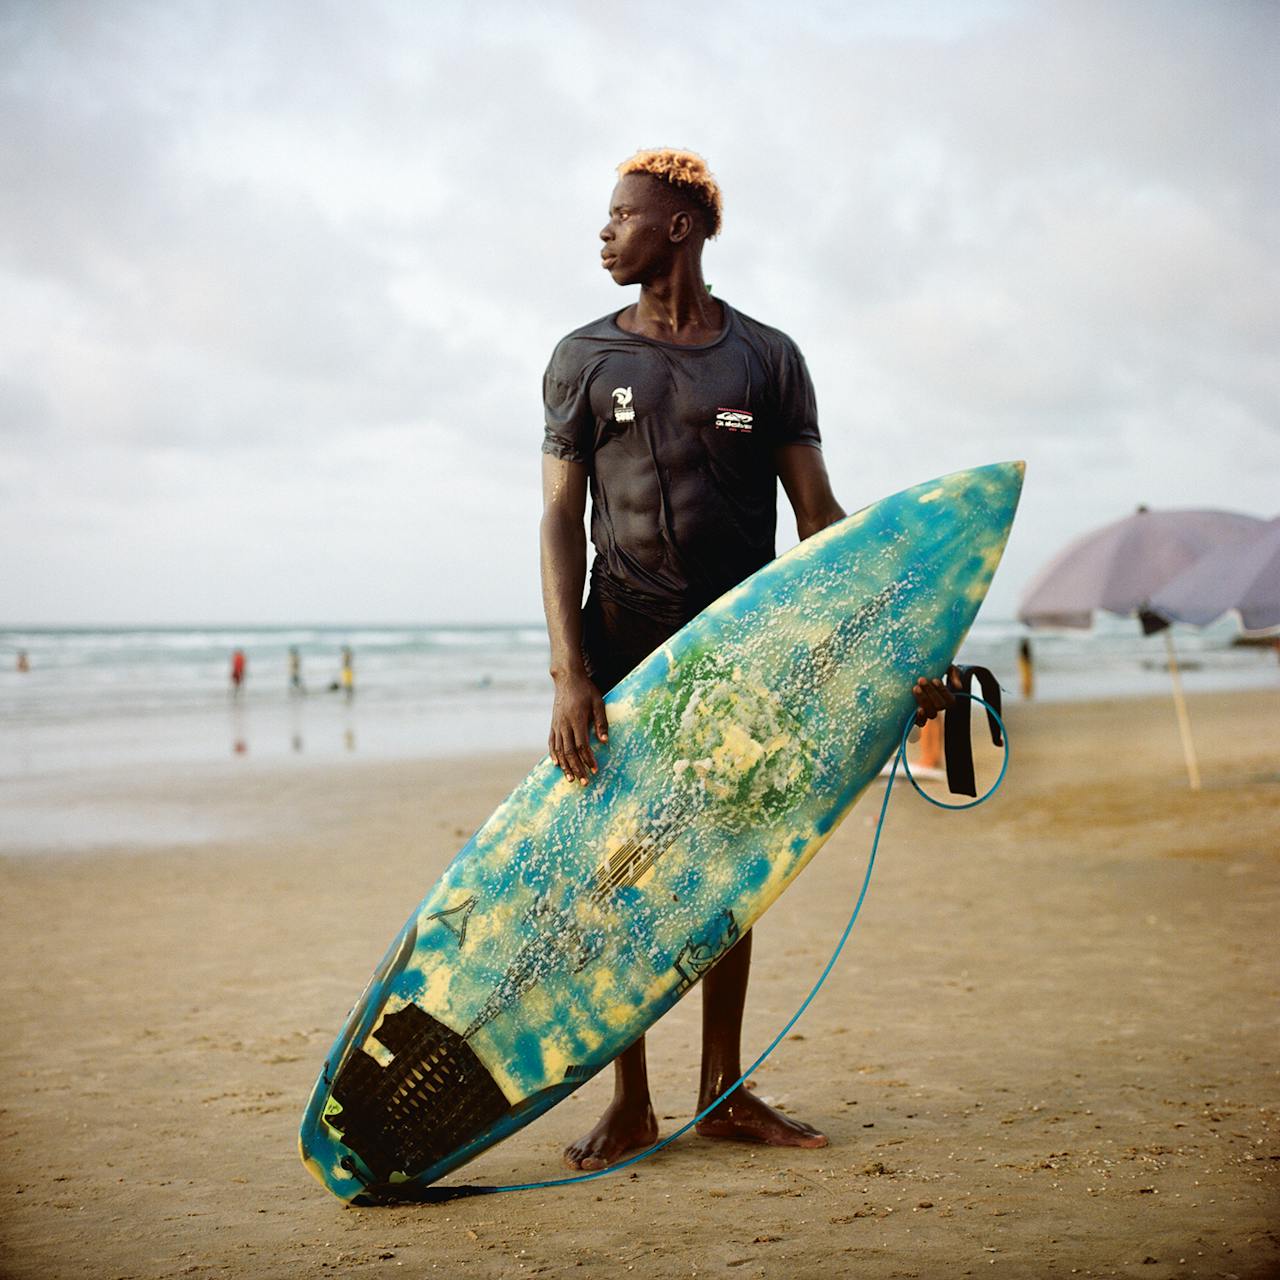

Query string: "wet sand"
[2, 690, 1277, 1279]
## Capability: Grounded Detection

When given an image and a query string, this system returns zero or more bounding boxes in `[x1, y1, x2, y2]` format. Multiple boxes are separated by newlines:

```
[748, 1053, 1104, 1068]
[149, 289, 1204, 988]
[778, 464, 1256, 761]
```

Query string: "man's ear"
[668, 209, 694, 244]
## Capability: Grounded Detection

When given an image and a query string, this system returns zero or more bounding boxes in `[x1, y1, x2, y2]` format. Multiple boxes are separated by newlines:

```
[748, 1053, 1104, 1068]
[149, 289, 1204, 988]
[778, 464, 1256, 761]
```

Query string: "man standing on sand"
[540, 149, 954, 1172]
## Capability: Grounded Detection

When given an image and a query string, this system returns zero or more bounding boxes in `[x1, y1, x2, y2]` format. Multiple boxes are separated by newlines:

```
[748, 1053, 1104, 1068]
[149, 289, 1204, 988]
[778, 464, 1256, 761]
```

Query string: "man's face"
[598, 174, 680, 287]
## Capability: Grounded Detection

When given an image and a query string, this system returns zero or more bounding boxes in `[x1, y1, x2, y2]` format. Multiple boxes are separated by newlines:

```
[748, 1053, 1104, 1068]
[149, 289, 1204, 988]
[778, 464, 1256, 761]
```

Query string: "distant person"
[230, 648, 247, 696]
[878, 690, 946, 781]
[1018, 638, 1034, 700]
[914, 713, 945, 780]
[16, 650, 29, 673]
[289, 646, 305, 694]
[340, 646, 355, 701]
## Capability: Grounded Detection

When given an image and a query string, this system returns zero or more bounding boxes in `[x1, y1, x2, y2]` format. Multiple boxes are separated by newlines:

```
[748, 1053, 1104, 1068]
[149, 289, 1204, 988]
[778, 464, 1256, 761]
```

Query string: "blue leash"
[413, 694, 1009, 1203]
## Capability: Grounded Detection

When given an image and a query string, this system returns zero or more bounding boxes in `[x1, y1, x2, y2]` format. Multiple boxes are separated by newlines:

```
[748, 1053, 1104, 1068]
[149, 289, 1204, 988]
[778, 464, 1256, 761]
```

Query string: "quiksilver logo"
[612, 387, 635, 424]
[715, 408, 753, 433]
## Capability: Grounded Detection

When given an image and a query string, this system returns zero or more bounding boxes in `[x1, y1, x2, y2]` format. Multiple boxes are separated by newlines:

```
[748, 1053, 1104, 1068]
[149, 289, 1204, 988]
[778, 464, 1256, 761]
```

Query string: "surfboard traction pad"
[324, 909, 740, 1198]
[328, 1004, 509, 1184]
[301, 462, 1024, 1203]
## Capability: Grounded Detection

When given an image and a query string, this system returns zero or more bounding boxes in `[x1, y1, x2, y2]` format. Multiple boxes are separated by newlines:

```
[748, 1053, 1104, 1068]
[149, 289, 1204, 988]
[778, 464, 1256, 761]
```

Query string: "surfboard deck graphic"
[300, 462, 1024, 1203]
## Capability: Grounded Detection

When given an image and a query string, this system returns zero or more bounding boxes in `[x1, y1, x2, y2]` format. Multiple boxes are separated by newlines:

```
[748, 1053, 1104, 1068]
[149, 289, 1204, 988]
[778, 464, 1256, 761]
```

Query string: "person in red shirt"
[230, 648, 247, 696]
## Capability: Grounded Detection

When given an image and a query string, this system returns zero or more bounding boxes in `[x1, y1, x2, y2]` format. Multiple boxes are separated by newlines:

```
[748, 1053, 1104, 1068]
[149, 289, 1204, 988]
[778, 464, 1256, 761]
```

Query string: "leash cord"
[413, 694, 1009, 1203]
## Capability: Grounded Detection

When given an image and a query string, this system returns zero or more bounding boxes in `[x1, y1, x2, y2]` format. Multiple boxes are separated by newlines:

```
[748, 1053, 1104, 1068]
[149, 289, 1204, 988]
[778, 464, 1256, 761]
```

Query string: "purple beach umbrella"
[1018, 507, 1265, 632]
[1150, 517, 1280, 633]
[1017, 506, 1268, 790]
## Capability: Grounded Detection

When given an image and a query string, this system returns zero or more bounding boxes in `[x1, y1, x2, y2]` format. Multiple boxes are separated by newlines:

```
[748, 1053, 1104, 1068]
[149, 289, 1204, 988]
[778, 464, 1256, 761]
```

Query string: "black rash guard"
[542, 301, 823, 627]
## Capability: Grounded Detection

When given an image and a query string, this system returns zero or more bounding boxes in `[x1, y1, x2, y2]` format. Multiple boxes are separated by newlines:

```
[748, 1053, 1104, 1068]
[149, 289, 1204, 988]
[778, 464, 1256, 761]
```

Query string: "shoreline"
[4, 616, 1277, 791]
[4, 683, 1278, 853]
[1, 690, 1277, 1278]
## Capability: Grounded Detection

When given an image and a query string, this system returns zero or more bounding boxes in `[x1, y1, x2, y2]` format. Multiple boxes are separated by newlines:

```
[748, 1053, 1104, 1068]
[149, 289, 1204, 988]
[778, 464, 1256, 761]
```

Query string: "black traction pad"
[327, 1003, 511, 1184]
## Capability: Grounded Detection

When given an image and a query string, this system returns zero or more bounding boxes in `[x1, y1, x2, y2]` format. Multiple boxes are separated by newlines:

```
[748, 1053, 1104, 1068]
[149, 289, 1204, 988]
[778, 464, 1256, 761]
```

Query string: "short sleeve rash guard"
[542, 301, 822, 623]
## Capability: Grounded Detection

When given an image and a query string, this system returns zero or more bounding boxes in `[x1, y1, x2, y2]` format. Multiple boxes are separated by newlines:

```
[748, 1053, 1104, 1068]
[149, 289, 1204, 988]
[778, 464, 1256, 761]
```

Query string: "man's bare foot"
[562, 1098, 659, 1171]
[695, 1086, 828, 1148]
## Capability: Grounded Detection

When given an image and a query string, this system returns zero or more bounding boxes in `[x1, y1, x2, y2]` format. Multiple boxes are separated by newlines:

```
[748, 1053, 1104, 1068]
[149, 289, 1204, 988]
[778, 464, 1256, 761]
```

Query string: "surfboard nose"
[968, 460, 1026, 523]
[983, 459, 1025, 486]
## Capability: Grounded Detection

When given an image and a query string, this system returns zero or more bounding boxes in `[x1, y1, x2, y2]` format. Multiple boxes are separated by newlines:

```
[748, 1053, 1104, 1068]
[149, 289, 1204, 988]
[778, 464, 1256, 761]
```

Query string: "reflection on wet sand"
[230, 701, 248, 756]
[229, 696, 358, 757]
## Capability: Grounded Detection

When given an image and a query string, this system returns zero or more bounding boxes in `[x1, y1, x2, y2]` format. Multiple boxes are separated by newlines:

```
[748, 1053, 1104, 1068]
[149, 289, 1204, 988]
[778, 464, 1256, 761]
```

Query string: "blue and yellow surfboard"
[300, 462, 1024, 1203]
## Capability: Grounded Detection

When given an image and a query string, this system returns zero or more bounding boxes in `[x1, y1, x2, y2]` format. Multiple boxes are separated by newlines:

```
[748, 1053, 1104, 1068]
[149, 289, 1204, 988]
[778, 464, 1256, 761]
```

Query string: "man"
[540, 149, 953, 1172]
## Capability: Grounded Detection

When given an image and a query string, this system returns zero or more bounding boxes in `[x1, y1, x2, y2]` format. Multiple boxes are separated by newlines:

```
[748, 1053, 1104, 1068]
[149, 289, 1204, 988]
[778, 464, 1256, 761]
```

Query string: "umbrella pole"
[1163, 631, 1201, 791]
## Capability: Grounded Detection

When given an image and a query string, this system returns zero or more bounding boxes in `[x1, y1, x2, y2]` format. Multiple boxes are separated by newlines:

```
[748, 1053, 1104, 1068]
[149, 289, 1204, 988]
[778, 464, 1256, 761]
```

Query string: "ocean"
[1, 617, 1275, 783]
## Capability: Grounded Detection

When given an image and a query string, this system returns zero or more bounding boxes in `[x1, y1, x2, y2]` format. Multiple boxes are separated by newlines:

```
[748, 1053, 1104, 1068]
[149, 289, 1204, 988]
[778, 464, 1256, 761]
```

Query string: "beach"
[2, 689, 1277, 1279]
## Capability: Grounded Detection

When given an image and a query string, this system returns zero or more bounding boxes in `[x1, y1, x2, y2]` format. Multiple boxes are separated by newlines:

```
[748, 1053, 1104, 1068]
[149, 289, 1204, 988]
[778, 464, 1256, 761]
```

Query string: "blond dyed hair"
[617, 148, 723, 238]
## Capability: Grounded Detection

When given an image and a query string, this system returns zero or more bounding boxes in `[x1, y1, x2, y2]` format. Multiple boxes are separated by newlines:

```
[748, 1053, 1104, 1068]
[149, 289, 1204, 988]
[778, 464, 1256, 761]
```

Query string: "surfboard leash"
[408, 688, 1010, 1204]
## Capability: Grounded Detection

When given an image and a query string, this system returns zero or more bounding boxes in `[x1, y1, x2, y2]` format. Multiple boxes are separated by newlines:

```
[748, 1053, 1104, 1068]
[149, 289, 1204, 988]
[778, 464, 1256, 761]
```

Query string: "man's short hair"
[617, 148, 723, 238]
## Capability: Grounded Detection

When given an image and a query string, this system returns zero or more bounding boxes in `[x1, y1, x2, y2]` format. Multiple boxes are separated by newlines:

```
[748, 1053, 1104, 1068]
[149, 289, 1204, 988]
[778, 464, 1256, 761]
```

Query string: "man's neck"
[618, 259, 724, 346]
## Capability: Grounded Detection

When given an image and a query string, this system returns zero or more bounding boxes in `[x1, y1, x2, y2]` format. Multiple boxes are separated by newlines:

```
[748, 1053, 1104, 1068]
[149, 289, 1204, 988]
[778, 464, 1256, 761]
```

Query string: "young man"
[540, 149, 952, 1171]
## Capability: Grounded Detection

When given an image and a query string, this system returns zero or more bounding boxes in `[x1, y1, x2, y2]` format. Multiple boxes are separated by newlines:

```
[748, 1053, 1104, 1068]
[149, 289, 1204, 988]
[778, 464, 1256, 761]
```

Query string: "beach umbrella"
[1150, 516, 1280, 633]
[1018, 507, 1265, 632]
[1018, 506, 1267, 790]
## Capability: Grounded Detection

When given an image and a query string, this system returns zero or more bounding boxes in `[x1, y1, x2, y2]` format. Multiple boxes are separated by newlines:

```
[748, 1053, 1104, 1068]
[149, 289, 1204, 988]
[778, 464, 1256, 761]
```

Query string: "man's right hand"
[549, 670, 609, 785]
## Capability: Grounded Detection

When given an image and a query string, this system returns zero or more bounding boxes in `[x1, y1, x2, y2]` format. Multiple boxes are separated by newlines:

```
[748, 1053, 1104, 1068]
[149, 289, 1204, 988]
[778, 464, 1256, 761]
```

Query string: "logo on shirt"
[714, 407, 753, 433]
[612, 386, 635, 424]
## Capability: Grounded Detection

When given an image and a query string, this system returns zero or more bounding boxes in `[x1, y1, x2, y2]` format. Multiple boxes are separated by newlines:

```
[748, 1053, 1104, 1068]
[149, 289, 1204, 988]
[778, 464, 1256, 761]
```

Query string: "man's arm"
[775, 443, 845, 538]
[776, 443, 955, 725]
[540, 453, 608, 784]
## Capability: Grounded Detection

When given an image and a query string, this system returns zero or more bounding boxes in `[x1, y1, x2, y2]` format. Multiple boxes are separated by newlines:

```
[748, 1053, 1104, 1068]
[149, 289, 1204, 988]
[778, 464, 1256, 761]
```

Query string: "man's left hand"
[910, 667, 960, 726]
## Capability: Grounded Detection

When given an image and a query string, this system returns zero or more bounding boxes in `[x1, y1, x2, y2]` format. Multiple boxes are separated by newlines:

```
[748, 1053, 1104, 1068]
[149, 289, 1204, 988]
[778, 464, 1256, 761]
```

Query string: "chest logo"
[611, 386, 635, 424]
[715, 407, 753, 433]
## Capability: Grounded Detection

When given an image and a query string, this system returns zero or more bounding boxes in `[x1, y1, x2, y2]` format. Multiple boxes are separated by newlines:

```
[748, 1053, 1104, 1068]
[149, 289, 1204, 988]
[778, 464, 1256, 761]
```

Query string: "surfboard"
[300, 461, 1024, 1204]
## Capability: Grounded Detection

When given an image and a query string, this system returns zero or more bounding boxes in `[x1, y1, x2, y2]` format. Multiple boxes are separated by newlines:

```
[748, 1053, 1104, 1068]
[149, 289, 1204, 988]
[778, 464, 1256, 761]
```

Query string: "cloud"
[1, 0, 1276, 622]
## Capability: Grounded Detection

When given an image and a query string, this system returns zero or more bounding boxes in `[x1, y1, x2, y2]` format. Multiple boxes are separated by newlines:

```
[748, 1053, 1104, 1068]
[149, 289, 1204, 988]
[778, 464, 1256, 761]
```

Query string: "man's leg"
[564, 593, 666, 1171]
[694, 929, 828, 1147]
[562, 1035, 659, 1170]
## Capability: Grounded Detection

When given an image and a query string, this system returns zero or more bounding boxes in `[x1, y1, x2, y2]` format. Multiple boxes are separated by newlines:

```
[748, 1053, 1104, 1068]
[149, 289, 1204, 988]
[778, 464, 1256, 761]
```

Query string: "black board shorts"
[580, 590, 686, 696]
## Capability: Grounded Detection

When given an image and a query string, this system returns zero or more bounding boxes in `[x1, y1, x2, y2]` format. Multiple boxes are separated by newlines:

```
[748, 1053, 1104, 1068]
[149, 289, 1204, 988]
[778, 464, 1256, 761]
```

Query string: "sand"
[2, 690, 1278, 1279]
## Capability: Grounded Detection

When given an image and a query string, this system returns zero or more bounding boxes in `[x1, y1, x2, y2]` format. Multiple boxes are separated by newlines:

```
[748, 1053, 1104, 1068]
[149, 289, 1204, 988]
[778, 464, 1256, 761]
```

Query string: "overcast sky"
[2, 0, 1277, 625]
